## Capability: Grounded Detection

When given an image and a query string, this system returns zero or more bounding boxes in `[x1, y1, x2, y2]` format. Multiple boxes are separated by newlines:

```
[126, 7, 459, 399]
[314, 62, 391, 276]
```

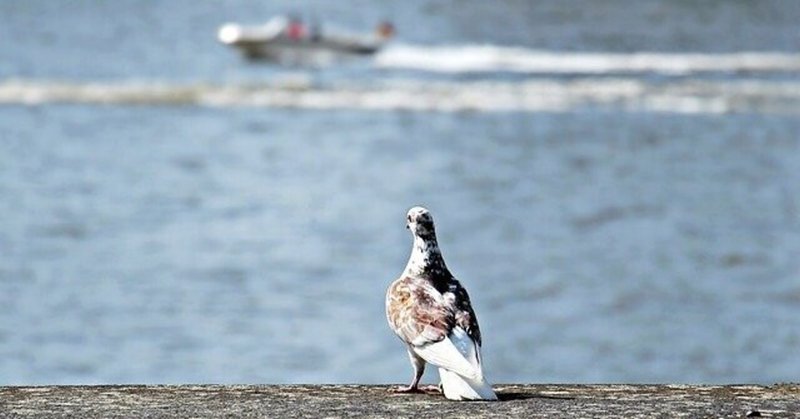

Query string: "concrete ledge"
[1, 384, 798, 418]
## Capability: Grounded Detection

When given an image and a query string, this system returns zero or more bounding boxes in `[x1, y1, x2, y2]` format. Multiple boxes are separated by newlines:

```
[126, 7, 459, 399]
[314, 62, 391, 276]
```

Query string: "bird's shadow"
[497, 392, 576, 402]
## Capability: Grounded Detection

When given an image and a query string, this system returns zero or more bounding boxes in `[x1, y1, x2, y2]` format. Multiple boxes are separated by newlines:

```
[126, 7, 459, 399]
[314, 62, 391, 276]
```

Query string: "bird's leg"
[391, 349, 427, 393]
[415, 373, 441, 393]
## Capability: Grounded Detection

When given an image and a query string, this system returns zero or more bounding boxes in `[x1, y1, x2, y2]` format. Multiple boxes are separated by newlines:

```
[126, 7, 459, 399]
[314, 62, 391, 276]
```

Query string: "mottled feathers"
[386, 206, 496, 400]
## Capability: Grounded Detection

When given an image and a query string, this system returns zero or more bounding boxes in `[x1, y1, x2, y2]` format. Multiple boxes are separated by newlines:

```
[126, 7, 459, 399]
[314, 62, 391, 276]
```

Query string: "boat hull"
[218, 23, 384, 60]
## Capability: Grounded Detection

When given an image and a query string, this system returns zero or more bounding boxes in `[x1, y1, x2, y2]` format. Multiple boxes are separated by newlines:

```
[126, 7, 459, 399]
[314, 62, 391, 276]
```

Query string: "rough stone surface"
[1, 384, 798, 418]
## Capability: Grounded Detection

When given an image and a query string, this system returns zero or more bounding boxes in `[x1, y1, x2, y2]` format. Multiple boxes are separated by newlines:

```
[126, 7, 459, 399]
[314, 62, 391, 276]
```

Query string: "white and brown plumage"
[386, 206, 497, 401]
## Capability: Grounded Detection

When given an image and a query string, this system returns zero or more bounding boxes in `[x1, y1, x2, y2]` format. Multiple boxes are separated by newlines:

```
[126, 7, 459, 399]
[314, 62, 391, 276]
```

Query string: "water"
[1, 1, 799, 385]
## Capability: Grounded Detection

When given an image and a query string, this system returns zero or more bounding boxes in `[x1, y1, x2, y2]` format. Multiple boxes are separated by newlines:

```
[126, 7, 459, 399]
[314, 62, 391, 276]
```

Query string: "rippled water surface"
[1, 0, 799, 385]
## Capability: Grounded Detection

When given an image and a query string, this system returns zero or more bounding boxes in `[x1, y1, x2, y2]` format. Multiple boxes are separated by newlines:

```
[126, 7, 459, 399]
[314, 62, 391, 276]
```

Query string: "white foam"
[1, 77, 799, 115]
[375, 44, 800, 75]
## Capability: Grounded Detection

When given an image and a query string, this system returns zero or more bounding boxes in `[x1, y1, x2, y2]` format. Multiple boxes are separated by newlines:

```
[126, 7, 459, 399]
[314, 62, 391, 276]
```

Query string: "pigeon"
[386, 206, 497, 401]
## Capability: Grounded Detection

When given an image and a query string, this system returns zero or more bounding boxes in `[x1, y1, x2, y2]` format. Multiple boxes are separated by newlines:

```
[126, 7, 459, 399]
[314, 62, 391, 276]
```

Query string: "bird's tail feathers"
[413, 333, 480, 380]
[413, 326, 497, 400]
[439, 368, 498, 401]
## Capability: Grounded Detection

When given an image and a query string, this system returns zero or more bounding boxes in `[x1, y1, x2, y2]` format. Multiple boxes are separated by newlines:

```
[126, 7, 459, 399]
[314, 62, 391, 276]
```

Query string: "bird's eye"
[407, 215, 412, 222]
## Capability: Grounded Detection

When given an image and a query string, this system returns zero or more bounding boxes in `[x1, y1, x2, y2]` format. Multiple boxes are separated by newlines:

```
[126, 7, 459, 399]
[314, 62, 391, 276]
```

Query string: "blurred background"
[1, 0, 799, 385]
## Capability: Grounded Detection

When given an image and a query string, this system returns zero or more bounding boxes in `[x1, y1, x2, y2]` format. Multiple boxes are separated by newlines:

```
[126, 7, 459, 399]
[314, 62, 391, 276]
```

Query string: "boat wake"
[375, 44, 800, 75]
[2, 77, 799, 115]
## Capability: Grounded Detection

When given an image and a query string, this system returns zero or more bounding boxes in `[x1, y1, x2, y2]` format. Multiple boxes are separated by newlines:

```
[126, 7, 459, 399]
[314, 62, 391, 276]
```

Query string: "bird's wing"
[416, 278, 486, 379]
[386, 276, 453, 346]
[386, 276, 483, 380]
[448, 278, 483, 347]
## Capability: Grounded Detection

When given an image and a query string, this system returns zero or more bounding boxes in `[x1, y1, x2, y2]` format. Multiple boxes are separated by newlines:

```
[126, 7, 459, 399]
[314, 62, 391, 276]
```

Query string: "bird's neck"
[403, 234, 449, 279]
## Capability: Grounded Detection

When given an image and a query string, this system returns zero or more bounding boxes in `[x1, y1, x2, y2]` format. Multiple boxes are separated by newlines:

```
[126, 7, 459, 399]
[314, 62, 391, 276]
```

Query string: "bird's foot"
[389, 384, 441, 394]
[390, 385, 424, 394]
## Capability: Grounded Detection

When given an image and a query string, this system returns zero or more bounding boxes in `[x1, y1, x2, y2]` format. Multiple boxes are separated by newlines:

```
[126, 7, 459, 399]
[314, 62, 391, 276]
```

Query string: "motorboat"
[218, 16, 394, 61]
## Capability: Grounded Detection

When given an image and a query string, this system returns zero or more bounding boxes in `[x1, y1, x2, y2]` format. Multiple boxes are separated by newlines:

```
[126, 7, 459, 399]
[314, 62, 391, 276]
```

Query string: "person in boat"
[376, 21, 395, 40]
[285, 14, 306, 40]
[309, 18, 322, 42]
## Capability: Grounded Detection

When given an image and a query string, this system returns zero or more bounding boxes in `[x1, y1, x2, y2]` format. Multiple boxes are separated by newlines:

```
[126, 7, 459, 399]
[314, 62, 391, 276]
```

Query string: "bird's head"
[406, 206, 436, 239]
